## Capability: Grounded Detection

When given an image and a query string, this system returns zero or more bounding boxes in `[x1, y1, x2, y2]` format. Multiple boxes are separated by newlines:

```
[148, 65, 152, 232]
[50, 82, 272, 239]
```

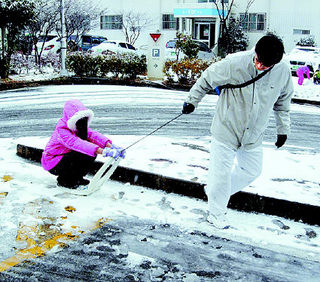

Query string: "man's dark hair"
[255, 34, 284, 67]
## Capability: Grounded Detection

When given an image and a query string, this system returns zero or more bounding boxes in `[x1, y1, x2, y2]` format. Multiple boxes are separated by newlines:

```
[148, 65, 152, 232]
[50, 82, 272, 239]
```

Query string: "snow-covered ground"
[291, 76, 320, 101]
[14, 134, 320, 206]
[0, 136, 320, 264]
[1, 71, 320, 277]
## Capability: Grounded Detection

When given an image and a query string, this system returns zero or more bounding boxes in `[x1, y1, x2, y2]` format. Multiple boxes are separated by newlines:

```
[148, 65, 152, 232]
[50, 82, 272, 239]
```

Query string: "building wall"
[89, 0, 320, 54]
[90, 0, 179, 50]
[235, 0, 320, 52]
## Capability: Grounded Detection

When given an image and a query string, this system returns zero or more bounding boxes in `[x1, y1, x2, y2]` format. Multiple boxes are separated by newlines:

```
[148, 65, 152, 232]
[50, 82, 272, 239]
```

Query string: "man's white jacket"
[186, 49, 294, 150]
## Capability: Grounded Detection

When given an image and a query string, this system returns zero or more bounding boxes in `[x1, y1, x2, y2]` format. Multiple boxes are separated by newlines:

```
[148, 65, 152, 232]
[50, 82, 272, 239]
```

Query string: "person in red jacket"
[41, 99, 125, 189]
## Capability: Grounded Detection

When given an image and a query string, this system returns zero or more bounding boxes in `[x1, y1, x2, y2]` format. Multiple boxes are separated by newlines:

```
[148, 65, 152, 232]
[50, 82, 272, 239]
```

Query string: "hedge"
[163, 58, 215, 85]
[66, 52, 147, 79]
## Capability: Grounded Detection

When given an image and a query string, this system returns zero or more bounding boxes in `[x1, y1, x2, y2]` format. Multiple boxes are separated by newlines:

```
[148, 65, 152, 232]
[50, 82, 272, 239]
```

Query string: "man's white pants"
[206, 138, 263, 215]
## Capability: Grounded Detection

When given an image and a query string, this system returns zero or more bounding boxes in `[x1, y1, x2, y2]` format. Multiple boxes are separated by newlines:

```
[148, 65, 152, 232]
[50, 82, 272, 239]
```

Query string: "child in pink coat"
[41, 99, 125, 189]
[296, 65, 310, 85]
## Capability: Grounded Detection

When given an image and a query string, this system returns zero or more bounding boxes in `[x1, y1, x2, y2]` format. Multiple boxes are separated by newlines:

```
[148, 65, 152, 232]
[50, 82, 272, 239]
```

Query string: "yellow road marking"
[0, 192, 8, 206]
[65, 206, 76, 213]
[0, 198, 111, 273]
[0, 231, 77, 272]
[1, 175, 13, 182]
[0, 192, 8, 197]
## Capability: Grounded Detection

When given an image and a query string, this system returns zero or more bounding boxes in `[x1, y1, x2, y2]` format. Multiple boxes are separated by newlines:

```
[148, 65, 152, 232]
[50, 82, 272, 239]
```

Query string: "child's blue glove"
[111, 144, 126, 159]
[102, 147, 121, 159]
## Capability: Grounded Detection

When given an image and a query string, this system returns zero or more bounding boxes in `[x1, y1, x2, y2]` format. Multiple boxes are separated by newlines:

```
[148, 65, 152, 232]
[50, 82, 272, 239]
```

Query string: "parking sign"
[152, 49, 160, 57]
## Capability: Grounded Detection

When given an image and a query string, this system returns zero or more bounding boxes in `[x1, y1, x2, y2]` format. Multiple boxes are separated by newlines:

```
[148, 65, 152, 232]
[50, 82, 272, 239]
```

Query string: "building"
[90, 0, 320, 54]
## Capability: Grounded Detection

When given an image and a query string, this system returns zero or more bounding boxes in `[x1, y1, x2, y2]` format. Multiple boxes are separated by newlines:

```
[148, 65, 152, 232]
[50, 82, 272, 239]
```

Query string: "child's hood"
[62, 99, 94, 131]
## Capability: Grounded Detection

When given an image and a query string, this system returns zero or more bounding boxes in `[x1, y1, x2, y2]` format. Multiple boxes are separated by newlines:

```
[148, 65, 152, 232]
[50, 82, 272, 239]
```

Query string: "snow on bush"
[163, 58, 215, 85]
[66, 52, 147, 79]
[10, 52, 60, 75]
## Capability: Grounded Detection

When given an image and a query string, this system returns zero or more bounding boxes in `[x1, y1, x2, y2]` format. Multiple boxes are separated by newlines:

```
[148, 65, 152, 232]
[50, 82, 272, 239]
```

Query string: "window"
[162, 14, 179, 30]
[240, 13, 265, 31]
[92, 38, 101, 45]
[106, 41, 116, 45]
[127, 44, 136, 50]
[82, 36, 91, 45]
[100, 15, 123, 30]
[293, 29, 310, 35]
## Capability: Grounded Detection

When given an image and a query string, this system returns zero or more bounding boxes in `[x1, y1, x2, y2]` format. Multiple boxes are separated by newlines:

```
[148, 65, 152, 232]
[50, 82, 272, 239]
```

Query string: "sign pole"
[147, 32, 165, 80]
[60, 0, 68, 76]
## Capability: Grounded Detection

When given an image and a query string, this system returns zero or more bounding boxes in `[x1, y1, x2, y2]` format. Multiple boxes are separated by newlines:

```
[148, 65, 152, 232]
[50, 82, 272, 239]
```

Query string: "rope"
[124, 112, 184, 151]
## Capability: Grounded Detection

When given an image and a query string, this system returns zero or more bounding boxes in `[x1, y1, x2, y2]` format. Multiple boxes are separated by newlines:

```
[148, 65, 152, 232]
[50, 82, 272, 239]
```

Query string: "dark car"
[68, 35, 108, 52]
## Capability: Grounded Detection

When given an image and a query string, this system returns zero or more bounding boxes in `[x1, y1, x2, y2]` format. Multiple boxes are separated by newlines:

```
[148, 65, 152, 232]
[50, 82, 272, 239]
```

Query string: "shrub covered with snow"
[10, 53, 34, 75]
[121, 53, 147, 79]
[67, 52, 147, 79]
[296, 36, 316, 47]
[163, 58, 214, 85]
[66, 52, 101, 77]
[10, 52, 60, 75]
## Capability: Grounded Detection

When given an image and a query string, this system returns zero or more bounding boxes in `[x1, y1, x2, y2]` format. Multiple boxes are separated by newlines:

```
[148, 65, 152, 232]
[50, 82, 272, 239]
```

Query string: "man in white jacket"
[182, 34, 294, 229]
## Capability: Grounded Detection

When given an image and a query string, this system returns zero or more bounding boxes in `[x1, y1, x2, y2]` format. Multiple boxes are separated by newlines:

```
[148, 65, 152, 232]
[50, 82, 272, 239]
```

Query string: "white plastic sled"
[59, 156, 121, 196]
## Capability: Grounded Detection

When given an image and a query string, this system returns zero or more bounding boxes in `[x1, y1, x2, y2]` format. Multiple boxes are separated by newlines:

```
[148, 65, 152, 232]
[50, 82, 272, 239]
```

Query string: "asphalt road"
[2, 218, 320, 281]
[1, 85, 319, 153]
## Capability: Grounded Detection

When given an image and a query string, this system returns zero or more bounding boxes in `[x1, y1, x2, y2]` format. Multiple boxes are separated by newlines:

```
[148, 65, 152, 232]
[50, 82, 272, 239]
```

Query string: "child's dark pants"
[49, 151, 96, 187]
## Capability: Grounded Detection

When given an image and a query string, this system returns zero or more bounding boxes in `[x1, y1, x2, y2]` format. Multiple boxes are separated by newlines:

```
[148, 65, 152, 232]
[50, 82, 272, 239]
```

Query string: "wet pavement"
[2, 217, 320, 282]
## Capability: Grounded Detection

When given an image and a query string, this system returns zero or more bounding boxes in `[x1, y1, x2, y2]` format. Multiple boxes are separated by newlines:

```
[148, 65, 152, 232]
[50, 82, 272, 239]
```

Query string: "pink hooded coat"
[41, 99, 112, 171]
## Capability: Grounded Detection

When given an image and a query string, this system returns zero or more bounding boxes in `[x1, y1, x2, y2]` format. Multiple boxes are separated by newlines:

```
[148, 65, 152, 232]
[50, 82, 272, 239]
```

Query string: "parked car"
[68, 35, 108, 52]
[165, 39, 216, 61]
[285, 46, 320, 75]
[32, 35, 60, 56]
[32, 34, 108, 55]
[89, 40, 138, 55]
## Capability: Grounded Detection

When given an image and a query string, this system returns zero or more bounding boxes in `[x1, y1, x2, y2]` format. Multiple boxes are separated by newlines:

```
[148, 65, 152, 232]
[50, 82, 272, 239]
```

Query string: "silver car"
[165, 39, 216, 61]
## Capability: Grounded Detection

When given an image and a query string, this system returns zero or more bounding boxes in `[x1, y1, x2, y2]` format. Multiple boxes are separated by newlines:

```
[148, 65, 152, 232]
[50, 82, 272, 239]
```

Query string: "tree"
[122, 11, 152, 45]
[58, 0, 105, 48]
[26, 0, 59, 65]
[226, 17, 248, 54]
[26, 0, 104, 66]
[175, 32, 199, 60]
[0, 0, 35, 78]
[212, 0, 255, 57]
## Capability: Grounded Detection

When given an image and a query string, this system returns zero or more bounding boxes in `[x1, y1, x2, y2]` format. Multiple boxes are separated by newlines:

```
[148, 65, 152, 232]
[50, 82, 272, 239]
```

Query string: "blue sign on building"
[174, 8, 224, 17]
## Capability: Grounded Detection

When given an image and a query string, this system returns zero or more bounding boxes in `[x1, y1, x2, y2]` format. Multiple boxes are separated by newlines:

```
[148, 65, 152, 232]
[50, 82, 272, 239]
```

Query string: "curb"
[16, 144, 320, 226]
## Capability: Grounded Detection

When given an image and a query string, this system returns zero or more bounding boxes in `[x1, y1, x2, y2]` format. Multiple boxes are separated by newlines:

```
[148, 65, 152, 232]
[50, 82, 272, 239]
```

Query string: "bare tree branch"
[121, 11, 152, 45]
[26, 0, 60, 65]
[58, 0, 107, 44]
